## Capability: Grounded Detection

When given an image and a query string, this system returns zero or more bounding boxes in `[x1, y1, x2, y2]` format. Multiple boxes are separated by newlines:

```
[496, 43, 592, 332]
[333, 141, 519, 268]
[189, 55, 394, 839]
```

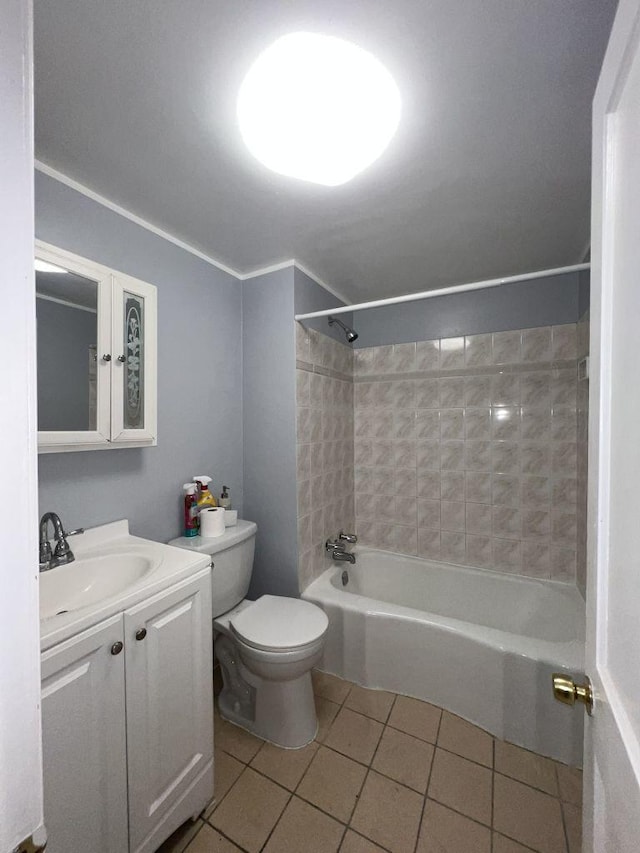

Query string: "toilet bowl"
[168, 521, 328, 748]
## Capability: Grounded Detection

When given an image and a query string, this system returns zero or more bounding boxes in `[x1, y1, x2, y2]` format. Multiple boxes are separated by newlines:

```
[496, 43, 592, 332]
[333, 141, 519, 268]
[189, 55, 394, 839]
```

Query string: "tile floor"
[157, 671, 582, 853]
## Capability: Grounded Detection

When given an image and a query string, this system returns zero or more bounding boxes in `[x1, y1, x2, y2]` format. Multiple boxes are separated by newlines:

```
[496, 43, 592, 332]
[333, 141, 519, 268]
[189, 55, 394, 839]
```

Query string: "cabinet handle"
[135, 628, 147, 641]
[117, 354, 126, 362]
[102, 353, 112, 362]
[111, 641, 124, 655]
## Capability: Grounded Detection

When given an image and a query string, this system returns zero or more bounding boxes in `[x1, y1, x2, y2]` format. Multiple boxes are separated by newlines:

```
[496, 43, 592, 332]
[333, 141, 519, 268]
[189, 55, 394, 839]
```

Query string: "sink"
[40, 552, 155, 621]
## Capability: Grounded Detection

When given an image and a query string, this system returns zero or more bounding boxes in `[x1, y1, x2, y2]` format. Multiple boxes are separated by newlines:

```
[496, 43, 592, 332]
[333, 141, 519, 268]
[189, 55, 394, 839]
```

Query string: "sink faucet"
[325, 538, 356, 565]
[39, 512, 84, 572]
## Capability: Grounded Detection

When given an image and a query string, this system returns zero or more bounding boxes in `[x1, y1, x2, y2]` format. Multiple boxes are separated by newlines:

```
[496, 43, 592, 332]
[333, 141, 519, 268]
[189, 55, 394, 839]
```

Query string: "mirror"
[36, 265, 99, 432]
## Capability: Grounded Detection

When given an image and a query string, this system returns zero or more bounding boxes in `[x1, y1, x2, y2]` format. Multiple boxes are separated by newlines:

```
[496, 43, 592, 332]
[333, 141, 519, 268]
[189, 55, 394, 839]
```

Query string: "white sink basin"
[40, 552, 155, 621]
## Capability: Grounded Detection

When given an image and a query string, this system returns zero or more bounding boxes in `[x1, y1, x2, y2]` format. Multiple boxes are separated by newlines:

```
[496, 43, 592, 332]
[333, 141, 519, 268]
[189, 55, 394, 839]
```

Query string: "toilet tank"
[168, 520, 257, 618]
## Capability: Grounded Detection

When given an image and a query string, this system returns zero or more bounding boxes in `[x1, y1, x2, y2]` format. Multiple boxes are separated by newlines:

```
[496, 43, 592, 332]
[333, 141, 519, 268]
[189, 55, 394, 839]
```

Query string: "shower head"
[328, 316, 358, 343]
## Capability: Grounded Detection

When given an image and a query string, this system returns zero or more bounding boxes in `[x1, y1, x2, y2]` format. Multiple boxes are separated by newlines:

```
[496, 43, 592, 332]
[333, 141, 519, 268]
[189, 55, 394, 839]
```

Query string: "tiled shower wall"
[295, 325, 355, 591]
[353, 325, 581, 581]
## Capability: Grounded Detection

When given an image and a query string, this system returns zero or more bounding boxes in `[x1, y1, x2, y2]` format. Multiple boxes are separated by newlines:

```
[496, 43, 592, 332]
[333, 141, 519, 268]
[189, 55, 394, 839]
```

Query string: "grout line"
[491, 738, 496, 853]
[412, 707, 444, 853]
[556, 764, 572, 853]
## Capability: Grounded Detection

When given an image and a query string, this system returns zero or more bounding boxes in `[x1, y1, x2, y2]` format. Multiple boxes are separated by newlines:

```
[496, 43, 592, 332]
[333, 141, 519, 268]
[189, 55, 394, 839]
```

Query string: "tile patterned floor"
[157, 671, 582, 853]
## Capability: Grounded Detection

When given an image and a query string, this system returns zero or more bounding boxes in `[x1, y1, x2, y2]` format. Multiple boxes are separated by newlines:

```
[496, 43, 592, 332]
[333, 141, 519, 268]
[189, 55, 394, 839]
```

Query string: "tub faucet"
[325, 538, 356, 564]
[338, 530, 358, 544]
[332, 549, 356, 564]
[39, 511, 84, 572]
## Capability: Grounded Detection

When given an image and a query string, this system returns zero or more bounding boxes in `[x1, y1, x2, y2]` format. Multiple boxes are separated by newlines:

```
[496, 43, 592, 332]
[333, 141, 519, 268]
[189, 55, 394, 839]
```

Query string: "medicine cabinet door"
[110, 272, 157, 444]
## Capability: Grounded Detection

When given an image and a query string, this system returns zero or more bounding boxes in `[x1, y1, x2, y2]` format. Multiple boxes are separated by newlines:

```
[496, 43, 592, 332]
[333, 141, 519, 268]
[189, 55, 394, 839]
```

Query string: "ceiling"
[34, 0, 617, 302]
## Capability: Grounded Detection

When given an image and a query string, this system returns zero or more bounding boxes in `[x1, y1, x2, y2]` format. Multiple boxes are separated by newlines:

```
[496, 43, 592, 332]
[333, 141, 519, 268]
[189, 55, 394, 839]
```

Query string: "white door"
[124, 570, 213, 853]
[0, 1, 44, 851]
[41, 615, 128, 853]
[584, 1, 640, 849]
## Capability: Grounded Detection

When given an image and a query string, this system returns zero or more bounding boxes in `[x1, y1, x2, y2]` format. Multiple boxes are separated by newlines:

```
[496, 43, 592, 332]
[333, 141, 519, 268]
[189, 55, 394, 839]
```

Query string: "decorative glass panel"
[123, 292, 144, 430]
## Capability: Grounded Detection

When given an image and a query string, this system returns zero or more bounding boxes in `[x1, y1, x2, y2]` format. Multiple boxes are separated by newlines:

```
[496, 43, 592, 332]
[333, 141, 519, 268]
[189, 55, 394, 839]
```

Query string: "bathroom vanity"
[39, 521, 213, 853]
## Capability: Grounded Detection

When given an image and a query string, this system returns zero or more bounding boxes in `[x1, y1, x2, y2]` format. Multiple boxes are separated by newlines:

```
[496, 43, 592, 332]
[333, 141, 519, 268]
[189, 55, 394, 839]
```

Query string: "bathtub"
[303, 548, 585, 766]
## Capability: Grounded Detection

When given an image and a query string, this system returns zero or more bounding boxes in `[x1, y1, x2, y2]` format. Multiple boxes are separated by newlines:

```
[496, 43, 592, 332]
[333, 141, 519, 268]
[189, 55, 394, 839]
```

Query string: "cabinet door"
[36, 240, 113, 452]
[125, 570, 213, 852]
[111, 272, 157, 444]
[41, 614, 128, 853]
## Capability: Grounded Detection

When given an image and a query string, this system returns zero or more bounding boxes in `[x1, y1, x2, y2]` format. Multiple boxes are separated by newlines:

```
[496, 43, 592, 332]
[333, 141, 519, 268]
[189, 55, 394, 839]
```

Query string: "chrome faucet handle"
[325, 539, 345, 552]
[338, 530, 357, 544]
[64, 528, 84, 537]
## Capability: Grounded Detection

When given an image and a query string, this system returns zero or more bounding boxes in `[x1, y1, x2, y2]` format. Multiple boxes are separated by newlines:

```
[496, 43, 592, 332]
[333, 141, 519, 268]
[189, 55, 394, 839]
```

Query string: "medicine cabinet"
[36, 241, 157, 452]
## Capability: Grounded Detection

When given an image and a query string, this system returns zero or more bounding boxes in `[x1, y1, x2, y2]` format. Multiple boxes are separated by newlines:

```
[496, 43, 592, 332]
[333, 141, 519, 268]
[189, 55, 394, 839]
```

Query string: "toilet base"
[216, 635, 318, 749]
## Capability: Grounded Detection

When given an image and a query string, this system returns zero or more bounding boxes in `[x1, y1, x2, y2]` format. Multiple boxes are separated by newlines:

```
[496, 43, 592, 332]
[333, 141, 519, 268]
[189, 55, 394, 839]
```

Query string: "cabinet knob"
[110, 641, 123, 655]
[135, 628, 147, 641]
[102, 353, 112, 362]
[117, 354, 126, 362]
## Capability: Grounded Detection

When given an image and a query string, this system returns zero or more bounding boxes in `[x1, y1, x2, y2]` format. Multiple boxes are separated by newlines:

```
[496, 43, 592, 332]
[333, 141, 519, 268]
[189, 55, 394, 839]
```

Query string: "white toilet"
[169, 520, 328, 748]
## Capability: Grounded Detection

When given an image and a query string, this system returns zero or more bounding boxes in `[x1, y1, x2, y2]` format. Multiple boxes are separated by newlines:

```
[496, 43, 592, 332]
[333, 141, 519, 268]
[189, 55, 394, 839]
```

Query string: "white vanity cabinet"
[36, 240, 157, 453]
[41, 569, 213, 853]
[41, 614, 129, 853]
[125, 572, 214, 853]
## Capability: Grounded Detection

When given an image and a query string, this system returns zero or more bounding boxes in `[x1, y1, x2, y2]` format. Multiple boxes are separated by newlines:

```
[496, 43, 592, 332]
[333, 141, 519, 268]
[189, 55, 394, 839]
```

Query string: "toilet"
[169, 520, 328, 748]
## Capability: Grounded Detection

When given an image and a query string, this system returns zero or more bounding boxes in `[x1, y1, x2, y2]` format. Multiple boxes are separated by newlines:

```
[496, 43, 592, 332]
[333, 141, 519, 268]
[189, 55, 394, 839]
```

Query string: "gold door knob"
[552, 673, 593, 715]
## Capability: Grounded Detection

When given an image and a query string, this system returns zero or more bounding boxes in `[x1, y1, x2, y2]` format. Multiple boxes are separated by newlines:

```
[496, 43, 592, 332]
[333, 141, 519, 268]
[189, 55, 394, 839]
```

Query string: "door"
[124, 570, 213, 852]
[0, 1, 45, 850]
[111, 271, 157, 444]
[584, 1, 640, 849]
[41, 615, 128, 853]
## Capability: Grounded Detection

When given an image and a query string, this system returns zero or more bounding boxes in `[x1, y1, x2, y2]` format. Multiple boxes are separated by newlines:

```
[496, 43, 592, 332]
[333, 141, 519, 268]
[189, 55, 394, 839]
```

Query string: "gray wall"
[37, 298, 96, 431]
[36, 171, 243, 542]
[242, 268, 299, 598]
[353, 273, 581, 347]
[294, 267, 353, 346]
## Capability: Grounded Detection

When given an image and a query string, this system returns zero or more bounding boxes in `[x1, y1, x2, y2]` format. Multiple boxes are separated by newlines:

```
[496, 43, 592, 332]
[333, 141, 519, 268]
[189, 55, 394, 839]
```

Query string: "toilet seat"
[230, 595, 328, 653]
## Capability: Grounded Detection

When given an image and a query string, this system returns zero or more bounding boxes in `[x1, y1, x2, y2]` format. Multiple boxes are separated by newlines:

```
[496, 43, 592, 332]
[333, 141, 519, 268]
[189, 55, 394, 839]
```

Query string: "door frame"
[0, 0, 45, 850]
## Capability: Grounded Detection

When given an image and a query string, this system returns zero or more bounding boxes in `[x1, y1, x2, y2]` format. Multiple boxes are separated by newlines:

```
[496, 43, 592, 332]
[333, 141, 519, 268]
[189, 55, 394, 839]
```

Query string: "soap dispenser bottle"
[219, 485, 231, 509]
[183, 483, 199, 537]
[193, 475, 217, 508]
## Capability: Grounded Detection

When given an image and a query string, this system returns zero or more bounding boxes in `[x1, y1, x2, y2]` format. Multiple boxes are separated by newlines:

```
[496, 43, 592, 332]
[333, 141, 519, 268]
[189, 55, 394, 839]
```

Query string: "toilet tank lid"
[168, 519, 257, 555]
[230, 595, 328, 651]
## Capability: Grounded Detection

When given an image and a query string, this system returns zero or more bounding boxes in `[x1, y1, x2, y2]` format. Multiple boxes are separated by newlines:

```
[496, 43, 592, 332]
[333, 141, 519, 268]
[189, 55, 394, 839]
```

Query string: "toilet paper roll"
[200, 507, 225, 538]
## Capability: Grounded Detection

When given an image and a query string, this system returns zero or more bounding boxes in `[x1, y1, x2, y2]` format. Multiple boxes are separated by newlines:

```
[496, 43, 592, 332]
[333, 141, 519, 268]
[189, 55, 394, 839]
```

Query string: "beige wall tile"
[417, 799, 491, 853]
[351, 771, 423, 853]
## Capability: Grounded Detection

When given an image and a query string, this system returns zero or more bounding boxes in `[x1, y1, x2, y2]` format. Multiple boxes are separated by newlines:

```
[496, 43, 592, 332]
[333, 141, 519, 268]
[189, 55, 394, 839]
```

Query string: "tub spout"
[331, 550, 356, 564]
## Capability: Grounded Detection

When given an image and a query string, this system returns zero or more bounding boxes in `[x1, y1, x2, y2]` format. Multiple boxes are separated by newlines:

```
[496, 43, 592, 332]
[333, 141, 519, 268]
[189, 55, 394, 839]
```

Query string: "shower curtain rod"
[294, 263, 590, 321]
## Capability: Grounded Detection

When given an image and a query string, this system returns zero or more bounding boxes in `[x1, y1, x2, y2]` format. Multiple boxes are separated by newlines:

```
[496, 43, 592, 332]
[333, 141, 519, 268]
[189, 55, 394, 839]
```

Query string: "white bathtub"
[303, 548, 585, 766]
